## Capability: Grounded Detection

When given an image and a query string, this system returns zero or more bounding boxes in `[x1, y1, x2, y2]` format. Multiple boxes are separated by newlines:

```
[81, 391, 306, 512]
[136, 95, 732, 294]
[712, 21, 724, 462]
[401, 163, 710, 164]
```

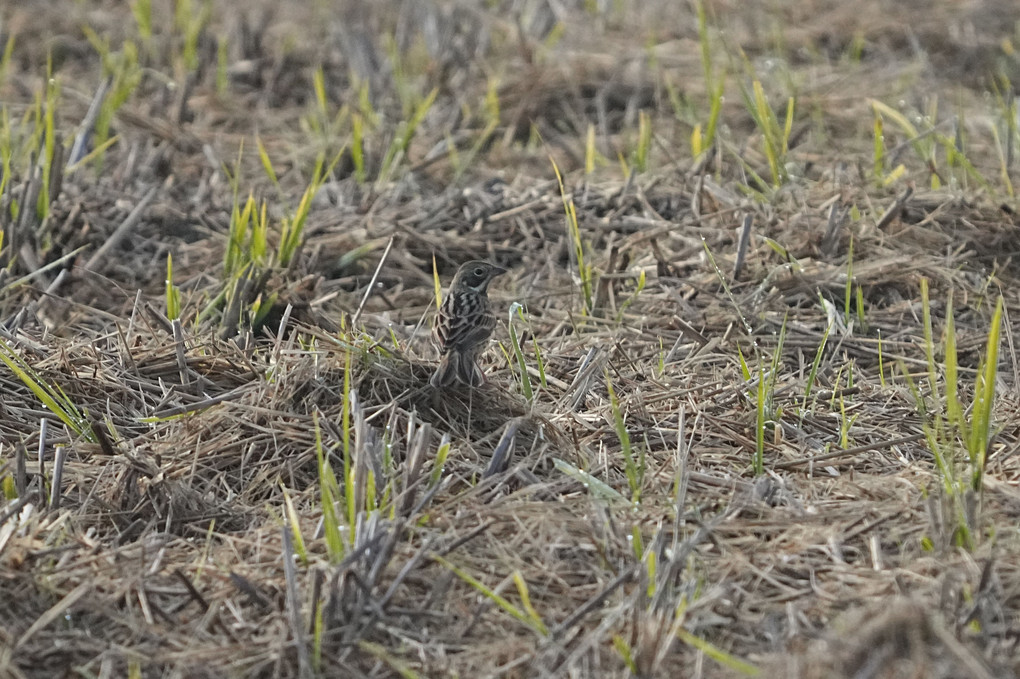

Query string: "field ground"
[2, 1, 1020, 677]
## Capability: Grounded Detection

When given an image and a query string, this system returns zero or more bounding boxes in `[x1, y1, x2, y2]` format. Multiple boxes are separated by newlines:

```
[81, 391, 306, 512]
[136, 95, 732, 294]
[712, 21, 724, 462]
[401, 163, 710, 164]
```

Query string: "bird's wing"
[434, 293, 495, 351]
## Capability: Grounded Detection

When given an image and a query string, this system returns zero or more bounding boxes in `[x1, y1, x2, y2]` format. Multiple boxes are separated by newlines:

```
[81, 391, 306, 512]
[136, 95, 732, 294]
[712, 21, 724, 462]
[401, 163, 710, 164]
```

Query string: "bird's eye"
[474, 267, 485, 276]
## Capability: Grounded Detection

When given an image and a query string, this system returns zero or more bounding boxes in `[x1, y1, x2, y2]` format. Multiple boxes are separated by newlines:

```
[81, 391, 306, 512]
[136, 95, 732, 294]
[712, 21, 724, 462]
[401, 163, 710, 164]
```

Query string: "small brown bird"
[430, 260, 507, 388]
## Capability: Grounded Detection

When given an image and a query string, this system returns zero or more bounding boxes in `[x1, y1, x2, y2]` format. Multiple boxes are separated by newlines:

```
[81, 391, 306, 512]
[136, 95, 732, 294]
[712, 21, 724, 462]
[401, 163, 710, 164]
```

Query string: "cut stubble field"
[2, 1, 1020, 677]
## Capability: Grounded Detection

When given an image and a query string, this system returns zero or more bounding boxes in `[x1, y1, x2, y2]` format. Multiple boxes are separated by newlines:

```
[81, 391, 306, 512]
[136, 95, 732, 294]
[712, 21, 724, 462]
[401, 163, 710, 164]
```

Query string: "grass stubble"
[2, 0, 1020, 677]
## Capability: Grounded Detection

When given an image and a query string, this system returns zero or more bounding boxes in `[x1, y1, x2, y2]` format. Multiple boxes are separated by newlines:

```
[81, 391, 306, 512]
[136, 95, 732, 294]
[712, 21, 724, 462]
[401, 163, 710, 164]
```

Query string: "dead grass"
[2, 0, 1020, 677]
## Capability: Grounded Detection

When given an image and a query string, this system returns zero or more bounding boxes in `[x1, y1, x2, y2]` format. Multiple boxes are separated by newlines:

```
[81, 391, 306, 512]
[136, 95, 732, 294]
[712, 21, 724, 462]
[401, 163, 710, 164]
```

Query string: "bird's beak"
[492, 265, 508, 278]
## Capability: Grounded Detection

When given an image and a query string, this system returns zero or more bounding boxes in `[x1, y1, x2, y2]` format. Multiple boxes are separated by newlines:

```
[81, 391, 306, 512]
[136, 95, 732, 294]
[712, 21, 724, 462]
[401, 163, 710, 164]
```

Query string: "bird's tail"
[430, 350, 484, 388]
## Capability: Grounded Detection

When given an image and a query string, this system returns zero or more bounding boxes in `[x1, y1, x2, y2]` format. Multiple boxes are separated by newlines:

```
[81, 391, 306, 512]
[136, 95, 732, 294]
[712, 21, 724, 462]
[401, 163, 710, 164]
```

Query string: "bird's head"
[451, 260, 507, 293]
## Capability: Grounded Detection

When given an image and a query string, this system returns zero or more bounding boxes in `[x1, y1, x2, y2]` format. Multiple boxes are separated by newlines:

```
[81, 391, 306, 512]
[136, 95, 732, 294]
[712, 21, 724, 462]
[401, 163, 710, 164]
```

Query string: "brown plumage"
[430, 260, 507, 388]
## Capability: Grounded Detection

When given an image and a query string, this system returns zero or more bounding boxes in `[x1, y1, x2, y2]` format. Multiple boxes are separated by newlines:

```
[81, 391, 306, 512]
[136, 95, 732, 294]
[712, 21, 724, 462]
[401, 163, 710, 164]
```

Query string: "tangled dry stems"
[2, 1, 1020, 678]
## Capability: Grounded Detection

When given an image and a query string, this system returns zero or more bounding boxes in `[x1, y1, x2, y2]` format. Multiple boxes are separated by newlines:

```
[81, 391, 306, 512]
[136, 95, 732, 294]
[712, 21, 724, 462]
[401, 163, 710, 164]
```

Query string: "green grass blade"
[676, 627, 759, 676]
[434, 555, 549, 637]
[314, 411, 345, 562]
[512, 571, 549, 636]
[0, 338, 89, 437]
[754, 364, 765, 476]
[281, 486, 308, 566]
[508, 303, 534, 403]
[969, 296, 1002, 490]
[605, 372, 640, 502]
[552, 458, 626, 502]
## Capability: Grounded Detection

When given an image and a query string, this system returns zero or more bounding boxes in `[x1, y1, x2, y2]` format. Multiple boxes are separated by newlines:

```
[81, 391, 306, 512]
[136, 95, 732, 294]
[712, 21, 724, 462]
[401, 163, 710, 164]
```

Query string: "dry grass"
[2, 1, 1020, 677]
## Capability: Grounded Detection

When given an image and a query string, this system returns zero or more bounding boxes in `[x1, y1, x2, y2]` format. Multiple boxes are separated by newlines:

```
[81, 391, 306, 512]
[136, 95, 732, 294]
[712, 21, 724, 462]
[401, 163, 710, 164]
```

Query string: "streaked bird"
[430, 260, 507, 388]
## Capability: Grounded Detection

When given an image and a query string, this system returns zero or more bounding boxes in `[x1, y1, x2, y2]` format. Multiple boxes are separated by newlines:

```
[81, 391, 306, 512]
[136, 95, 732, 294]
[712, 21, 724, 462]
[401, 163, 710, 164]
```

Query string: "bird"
[430, 260, 507, 388]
